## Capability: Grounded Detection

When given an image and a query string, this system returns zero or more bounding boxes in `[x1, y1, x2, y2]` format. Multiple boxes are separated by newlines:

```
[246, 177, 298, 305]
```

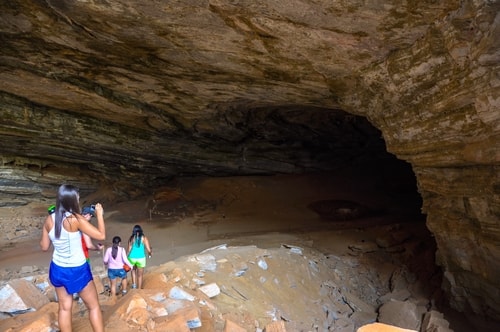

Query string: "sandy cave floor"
[0, 170, 497, 331]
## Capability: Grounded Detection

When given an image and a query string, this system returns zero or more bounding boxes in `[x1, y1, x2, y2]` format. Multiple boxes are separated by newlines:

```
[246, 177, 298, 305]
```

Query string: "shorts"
[108, 268, 127, 280]
[128, 257, 146, 268]
[49, 261, 93, 294]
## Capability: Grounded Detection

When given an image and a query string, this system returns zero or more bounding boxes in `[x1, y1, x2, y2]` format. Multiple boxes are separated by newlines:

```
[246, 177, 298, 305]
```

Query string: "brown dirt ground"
[0, 169, 496, 331]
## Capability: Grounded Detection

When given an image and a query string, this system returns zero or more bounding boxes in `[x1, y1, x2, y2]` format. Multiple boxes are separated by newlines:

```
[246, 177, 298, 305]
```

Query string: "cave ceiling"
[0, 0, 465, 195]
[0, 0, 498, 199]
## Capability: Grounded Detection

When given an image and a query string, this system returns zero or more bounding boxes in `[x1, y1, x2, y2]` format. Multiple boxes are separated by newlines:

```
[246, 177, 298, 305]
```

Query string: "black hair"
[54, 184, 81, 239]
[130, 224, 144, 247]
[112, 236, 121, 259]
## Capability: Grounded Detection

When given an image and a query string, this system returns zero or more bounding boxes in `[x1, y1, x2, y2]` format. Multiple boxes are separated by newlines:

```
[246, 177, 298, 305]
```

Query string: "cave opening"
[143, 104, 445, 306]
[202, 104, 428, 225]
[163, 104, 495, 328]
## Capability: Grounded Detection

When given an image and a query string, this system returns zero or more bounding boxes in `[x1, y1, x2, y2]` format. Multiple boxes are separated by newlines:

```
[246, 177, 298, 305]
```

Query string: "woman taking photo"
[127, 224, 152, 289]
[40, 184, 106, 332]
[103, 236, 133, 298]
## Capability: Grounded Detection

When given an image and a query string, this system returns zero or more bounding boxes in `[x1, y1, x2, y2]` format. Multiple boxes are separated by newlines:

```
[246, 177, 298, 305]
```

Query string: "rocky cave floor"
[0, 171, 499, 331]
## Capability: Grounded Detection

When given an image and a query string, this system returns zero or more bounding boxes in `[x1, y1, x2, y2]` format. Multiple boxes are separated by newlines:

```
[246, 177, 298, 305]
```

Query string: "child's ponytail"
[111, 236, 121, 259]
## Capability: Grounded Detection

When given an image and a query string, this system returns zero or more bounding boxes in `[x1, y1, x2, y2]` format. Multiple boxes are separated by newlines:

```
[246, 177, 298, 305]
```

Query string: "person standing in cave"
[48, 204, 103, 264]
[103, 236, 132, 298]
[40, 184, 106, 332]
[127, 224, 152, 289]
[48, 204, 104, 302]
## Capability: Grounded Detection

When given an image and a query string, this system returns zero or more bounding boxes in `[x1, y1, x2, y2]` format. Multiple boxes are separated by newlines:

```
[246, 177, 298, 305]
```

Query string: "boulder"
[0, 279, 49, 313]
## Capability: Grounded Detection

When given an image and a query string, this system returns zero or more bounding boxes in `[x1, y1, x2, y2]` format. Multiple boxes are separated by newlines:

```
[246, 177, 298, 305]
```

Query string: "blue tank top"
[128, 236, 145, 259]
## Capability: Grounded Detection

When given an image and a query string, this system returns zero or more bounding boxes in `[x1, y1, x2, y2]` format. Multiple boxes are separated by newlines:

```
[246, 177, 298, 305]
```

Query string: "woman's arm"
[121, 247, 132, 268]
[85, 235, 103, 250]
[40, 215, 51, 251]
[144, 236, 153, 257]
[103, 248, 110, 264]
[83, 233, 98, 250]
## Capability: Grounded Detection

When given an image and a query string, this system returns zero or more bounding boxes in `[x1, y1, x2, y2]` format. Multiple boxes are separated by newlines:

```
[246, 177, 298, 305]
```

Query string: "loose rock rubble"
[0, 238, 453, 332]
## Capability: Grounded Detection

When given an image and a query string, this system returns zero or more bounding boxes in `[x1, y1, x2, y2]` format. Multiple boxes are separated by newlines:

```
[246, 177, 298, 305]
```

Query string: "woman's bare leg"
[121, 277, 128, 294]
[79, 281, 104, 332]
[109, 278, 117, 297]
[131, 267, 137, 288]
[137, 268, 144, 289]
[55, 287, 73, 332]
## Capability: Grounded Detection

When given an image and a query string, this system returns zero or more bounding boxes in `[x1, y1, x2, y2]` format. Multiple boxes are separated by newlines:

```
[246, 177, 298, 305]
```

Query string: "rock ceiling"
[0, 0, 499, 321]
[0, 0, 467, 188]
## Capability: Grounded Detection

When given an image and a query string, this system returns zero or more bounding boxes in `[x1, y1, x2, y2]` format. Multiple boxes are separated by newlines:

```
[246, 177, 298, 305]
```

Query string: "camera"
[82, 205, 96, 217]
[89, 204, 96, 215]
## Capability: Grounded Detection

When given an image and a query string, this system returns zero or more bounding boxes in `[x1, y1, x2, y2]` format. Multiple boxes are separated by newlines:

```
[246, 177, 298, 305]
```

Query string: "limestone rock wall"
[340, 1, 500, 319]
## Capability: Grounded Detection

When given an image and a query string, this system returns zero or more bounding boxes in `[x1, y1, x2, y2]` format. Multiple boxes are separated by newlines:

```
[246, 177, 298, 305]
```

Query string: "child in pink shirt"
[103, 236, 132, 297]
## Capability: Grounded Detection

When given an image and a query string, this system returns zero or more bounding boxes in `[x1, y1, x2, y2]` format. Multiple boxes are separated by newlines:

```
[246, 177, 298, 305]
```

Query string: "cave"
[0, 1, 499, 331]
